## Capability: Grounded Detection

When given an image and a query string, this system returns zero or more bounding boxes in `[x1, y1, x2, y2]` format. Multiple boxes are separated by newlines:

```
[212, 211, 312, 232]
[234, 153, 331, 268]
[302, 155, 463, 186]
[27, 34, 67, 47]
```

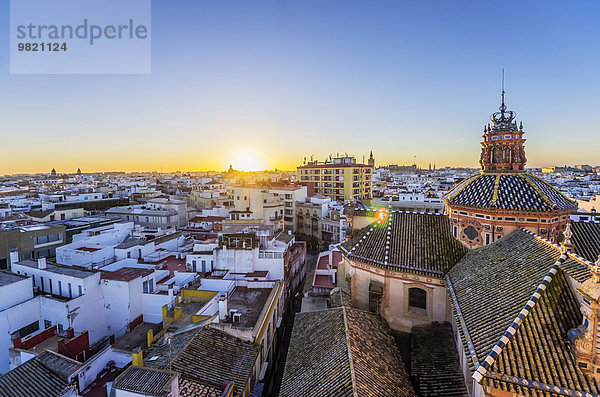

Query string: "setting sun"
[230, 149, 265, 171]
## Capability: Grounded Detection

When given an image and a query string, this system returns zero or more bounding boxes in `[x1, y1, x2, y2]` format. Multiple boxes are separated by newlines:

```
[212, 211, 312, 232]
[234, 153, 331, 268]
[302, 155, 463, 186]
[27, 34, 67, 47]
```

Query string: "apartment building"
[297, 155, 373, 202]
[0, 224, 65, 270]
[231, 185, 307, 231]
[294, 195, 346, 248]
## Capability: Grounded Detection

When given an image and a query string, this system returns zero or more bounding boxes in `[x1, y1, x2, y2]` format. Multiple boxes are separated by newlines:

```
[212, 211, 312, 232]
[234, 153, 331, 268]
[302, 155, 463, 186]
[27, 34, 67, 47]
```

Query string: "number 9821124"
[18, 42, 67, 51]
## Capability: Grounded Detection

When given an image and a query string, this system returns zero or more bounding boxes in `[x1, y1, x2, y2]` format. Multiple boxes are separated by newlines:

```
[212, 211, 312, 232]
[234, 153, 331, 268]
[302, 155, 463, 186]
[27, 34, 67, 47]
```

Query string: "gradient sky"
[1, 1, 599, 174]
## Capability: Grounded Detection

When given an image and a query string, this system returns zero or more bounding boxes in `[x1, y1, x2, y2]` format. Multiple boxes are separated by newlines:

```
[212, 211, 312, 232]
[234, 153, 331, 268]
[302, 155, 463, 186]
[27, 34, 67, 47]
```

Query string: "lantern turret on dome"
[442, 78, 578, 248]
[479, 89, 527, 172]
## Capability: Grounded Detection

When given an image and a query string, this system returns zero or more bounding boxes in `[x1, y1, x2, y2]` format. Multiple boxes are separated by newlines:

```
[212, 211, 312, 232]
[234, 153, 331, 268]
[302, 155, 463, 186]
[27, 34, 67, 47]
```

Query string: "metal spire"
[500, 69, 506, 114]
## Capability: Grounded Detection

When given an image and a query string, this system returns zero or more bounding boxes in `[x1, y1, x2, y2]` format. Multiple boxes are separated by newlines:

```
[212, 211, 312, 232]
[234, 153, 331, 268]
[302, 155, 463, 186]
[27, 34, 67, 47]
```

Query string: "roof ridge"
[484, 369, 600, 397]
[526, 173, 578, 205]
[490, 174, 501, 207]
[522, 227, 594, 268]
[348, 226, 375, 255]
[390, 210, 444, 216]
[573, 219, 600, 224]
[472, 258, 565, 383]
[384, 212, 393, 268]
[445, 275, 480, 369]
[519, 173, 556, 209]
[341, 307, 358, 397]
[445, 174, 482, 201]
[520, 227, 562, 251]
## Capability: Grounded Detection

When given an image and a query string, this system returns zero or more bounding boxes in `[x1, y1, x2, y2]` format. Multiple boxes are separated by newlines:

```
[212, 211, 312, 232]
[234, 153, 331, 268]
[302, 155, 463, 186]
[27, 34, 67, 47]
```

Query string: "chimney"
[9, 250, 19, 266]
[328, 251, 333, 269]
[131, 346, 143, 367]
[37, 257, 47, 269]
[218, 296, 228, 320]
[168, 284, 174, 302]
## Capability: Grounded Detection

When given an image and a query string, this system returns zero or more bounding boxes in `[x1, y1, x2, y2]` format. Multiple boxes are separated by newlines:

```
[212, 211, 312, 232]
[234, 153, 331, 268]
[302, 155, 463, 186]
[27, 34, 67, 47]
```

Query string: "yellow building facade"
[297, 156, 373, 201]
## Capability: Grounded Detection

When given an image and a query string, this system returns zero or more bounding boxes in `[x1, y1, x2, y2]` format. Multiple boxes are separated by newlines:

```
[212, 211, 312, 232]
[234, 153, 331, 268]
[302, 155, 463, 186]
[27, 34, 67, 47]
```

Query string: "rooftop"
[341, 211, 468, 277]
[447, 228, 600, 395]
[411, 322, 468, 397]
[224, 286, 273, 329]
[113, 366, 176, 397]
[159, 255, 187, 277]
[443, 173, 577, 213]
[15, 259, 97, 278]
[0, 351, 80, 397]
[100, 267, 153, 282]
[115, 236, 145, 250]
[171, 327, 259, 395]
[0, 270, 28, 287]
[280, 307, 414, 397]
[112, 322, 163, 353]
[317, 251, 342, 270]
[76, 246, 102, 252]
[571, 221, 600, 263]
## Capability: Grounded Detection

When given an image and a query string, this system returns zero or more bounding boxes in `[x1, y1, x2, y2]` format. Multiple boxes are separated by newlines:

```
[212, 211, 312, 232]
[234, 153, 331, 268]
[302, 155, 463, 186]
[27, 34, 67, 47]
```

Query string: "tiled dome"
[444, 173, 577, 213]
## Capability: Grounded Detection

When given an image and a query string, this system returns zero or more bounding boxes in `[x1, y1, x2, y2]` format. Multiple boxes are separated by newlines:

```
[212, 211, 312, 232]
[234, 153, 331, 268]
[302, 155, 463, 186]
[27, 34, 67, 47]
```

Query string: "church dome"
[445, 173, 577, 213]
[443, 83, 578, 248]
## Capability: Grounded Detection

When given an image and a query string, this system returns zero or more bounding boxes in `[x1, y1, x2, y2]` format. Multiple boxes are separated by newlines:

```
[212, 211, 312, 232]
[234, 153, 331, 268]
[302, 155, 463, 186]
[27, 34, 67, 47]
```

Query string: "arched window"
[409, 287, 427, 310]
[491, 147, 499, 164]
[504, 147, 511, 163]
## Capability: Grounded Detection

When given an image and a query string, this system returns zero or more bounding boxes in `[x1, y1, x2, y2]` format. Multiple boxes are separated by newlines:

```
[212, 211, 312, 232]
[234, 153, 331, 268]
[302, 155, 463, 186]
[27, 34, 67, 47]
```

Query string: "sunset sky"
[1, 1, 599, 174]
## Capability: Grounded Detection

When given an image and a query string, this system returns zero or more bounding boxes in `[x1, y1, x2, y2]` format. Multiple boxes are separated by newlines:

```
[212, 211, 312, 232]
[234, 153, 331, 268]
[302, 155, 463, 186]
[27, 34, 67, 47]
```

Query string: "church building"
[443, 92, 577, 248]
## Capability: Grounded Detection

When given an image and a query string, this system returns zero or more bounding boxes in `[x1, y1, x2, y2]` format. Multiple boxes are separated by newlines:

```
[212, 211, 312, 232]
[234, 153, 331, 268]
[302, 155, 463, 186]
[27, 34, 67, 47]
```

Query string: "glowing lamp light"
[375, 208, 389, 224]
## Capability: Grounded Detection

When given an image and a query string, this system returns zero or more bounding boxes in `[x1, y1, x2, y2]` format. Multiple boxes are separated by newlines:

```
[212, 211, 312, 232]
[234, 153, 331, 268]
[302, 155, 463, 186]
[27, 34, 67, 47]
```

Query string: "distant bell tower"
[368, 151, 375, 167]
[479, 73, 527, 172]
[51, 168, 57, 176]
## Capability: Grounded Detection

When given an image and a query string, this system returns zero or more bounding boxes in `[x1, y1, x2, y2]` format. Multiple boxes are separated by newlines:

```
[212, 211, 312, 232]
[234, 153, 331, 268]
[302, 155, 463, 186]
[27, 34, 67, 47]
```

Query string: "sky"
[1, 0, 599, 174]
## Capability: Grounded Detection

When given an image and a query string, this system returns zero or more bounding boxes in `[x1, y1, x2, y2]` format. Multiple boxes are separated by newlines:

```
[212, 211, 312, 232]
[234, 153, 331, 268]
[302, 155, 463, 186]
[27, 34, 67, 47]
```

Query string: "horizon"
[2, 162, 591, 177]
[2, 1, 600, 173]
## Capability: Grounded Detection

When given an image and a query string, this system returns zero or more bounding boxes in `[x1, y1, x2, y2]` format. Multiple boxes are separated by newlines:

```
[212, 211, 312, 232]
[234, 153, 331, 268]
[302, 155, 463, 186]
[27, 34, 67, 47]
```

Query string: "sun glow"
[230, 149, 265, 172]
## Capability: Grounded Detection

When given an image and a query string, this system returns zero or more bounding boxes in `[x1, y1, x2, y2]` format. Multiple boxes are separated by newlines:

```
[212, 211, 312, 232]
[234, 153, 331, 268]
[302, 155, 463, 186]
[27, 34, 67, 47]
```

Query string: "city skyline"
[2, 1, 600, 174]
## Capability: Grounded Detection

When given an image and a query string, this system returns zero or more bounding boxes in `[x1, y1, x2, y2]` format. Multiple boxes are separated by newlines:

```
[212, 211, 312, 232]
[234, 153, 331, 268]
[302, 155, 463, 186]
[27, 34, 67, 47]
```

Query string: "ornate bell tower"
[479, 80, 527, 172]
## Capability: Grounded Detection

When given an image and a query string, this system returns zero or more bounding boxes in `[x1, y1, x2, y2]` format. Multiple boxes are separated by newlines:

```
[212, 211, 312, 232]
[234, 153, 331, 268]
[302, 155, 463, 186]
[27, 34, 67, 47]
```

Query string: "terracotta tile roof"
[113, 367, 176, 397]
[178, 378, 222, 397]
[345, 307, 415, 397]
[571, 221, 600, 263]
[170, 327, 259, 396]
[329, 288, 343, 308]
[447, 228, 600, 396]
[444, 173, 577, 213]
[280, 308, 352, 397]
[411, 322, 468, 397]
[100, 267, 153, 281]
[0, 351, 80, 397]
[276, 231, 294, 244]
[341, 212, 467, 277]
[115, 236, 144, 249]
[447, 230, 573, 371]
[484, 270, 600, 396]
[280, 307, 415, 397]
